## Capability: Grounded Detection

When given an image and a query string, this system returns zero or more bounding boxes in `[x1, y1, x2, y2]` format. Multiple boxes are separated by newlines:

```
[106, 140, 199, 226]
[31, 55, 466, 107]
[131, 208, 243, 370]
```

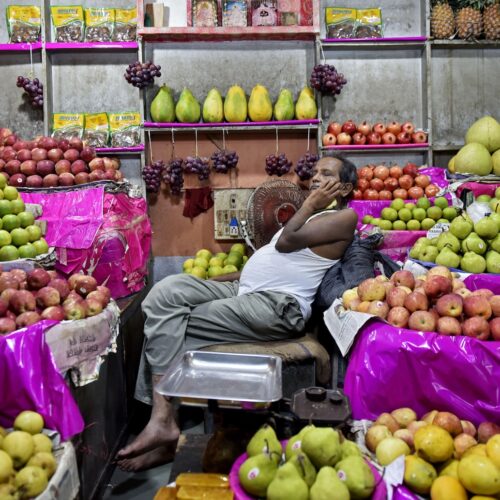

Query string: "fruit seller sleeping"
[116, 153, 358, 471]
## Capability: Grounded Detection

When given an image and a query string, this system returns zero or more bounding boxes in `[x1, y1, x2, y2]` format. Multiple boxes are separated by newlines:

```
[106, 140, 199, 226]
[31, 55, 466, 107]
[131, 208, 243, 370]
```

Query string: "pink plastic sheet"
[465, 273, 500, 294]
[456, 181, 500, 198]
[21, 187, 104, 249]
[358, 229, 425, 263]
[0, 320, 84, 440]
[344, 320, 500, 426]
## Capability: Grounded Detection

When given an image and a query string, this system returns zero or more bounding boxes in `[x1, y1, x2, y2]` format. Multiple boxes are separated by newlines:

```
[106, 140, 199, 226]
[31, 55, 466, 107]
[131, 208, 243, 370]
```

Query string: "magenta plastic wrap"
[456, 181, 500, 198]
[0, 320, 84, 440]
[344, 320, 500, 426]
[465, 273, 500, 293]
[21, 187, 104, 249]
[357, 229, 426, 262]
[393, 486, 419, 500]
[55, 193, 151, 298]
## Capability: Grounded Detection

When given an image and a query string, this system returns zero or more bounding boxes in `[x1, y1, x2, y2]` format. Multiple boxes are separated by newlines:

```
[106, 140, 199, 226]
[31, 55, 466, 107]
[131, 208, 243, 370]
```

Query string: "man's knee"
[143, 274, 195, 310]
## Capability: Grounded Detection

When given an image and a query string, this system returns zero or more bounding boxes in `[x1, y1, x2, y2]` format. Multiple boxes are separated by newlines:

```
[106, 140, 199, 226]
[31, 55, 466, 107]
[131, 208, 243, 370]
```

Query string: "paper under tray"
[156, 351, 282, 403]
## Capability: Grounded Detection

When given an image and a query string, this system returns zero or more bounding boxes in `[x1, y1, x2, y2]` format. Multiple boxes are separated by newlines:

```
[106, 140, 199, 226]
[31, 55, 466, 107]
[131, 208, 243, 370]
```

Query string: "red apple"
[366, 132, 382, 145]
[408, 186, 424, 199]
[9, 173, 26, 187]
[478, 422, 500, 443]
[20, 160, 37, 176]
[402, 122, 415, 134]
[16, 149, 31, 162]
[341, 120, 357, 135]
[363, 189, 379, 200]
[368, 300, 389, 319]
[42, 174, 59, 187]
[322, 133, 337, 146]
[412, 131, 427, 143]
[470, 289, 494, 299]
[73, 275, 98, 296]
[41, 305, 66, 321]
[336, 133, 352, 145]
[96, 285, 111, 305]
[393, 188, 408, 200]
[352, 133, 366, 145]
[424, 275, 452, 299]
[436, 293, 463, 318]
[378, 190, 392, 200]
[358, 166, 374, 181]
[357, 121, 371, 136]
[63, 301, 87, 320]
[463, 295, 492, 319]
[489, 317, 500, 340]
[387, 287, 410, 308]
[0, 317, 16, 334]
[373, 122, 387, 135]
[36, 160, 55, 177]
[13, 141, 28, 152]
[386, 121, 402, 135]
[391, 270, 415, 289]
[425, 184, 440, 197]
[5, 160, 20, 176]
[408, 310, 436, 332]
[85, 297, 103, 317]
[55, 159, 71, 174]
[489, 295, 500, 316]
[63, 148, 79, 162]
[462, 316, 490, 340]
[327, 122, 342, 136]
[404, 291, 429, 312]
[370, 178, 384, 191]
[387, 306, 410, 328]
[389, 166, 403, 179]
[47, 148, 64, 163]
[398, 175, 414, 190]
[36, 287, 61, 308]
[27, 269, 51, 290]
[382, 132, 397, 145]
[16, 311, 41, 328]
[69, 137, 83, 151]
[31, 148, 47, 162]
[10, 290, 36, 314]
[26, 175, 43, 188]
[397, 132, 412, 144]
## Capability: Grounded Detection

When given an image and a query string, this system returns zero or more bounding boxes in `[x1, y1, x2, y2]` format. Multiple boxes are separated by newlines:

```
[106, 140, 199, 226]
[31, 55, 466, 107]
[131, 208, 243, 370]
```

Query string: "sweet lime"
[10, 199, 25, 215]
[434, 197, 449, 210]
[182, 258, 195, 271]
[32, 238, 49, 255]
[18, 243, 37, 259]
[25, 225, 42, 243]
[10, 228, 29, 247]
[2, 214, 20, 232]
[0, 245, 19, 261]
[222, 264, 238, 274]
[193, 257, 209, 269]
[390, 198, 405, 211]
[0, 176, 6, 189]
[225, 252, 243, 268]
[230, 243, 245, 256]
[0, 230, 11, 247]
[190, 266, 206, 279]
[416, 197, 431, 210]
[17, 212, 33, 228]
[3, 186, 18, 201]
[0, 200, 12, 217]
[207, 266, 224, 278]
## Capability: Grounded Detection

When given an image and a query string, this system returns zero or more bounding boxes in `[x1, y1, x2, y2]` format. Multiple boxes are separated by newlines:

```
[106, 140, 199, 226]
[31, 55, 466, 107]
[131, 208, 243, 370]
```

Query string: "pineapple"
[431, 1, 456, 39]
[455, 0, 484, 38]
[484, 0, 500, 39]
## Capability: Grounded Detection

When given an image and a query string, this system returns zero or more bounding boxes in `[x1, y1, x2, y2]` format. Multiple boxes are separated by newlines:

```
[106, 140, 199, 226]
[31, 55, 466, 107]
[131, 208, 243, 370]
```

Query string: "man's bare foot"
[117, 444, 175, 472]
[117, 417, 180, 460]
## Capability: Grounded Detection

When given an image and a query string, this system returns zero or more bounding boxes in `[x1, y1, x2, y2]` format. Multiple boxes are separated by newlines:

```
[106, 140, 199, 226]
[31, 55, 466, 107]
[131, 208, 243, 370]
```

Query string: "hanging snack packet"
[85, 8, 115, 42]
[192, 0, 219, 27]
[108, 112, 141, 147]
[51, 6, 85, 42]
[222, 0, 248, 27]
[325, 7, 357, 39]
[355, 8, 383, 38]
[113, 8, 137, 41]
[7, 5, 41, 43]
[83, 113, 110, 148]
[52, 113, 85, 140]
[251, 0, 278, 26]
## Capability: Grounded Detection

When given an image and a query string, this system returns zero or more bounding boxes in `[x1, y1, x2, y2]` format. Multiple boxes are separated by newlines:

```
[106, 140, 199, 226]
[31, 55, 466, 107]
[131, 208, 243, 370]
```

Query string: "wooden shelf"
[45, 41, 138, 51]
[0, 42, 42, 52]
[321, 143, 430, 153]
[321, 36, 426, 49]
[95, 145, 144, 154]
[144, 119, 320, 132]
[431, 39, 500, 48]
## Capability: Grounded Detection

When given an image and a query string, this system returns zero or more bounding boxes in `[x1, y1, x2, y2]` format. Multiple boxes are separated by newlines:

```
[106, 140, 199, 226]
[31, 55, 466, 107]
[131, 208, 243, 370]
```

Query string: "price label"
[426, 222, 450, 239]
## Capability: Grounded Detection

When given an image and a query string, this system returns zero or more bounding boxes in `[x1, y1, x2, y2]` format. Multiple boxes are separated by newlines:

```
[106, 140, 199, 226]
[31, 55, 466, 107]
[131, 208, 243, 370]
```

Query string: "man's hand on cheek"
[305, 180, 342, 211]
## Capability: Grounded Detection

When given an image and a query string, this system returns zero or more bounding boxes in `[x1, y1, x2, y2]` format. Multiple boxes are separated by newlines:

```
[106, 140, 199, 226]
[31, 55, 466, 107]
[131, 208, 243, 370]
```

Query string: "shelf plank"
[95, 145, 144, 154]
[321, 36, 426, 49]
[45, 41, 139, 51]
[432, 144, 461, 151]
[322, 143, 430, 152]
[144, 120, 320, 131]
[0, 42, 42, 52]
[138, 25, 318, 42]
[431, 39, 500, 48]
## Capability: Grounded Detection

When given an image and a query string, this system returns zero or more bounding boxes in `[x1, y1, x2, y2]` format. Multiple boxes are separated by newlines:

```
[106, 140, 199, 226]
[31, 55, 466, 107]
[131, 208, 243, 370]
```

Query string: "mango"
[274, 89, 295, 121]
[150, 85, 175, 123]
[295, 87, 317, 120]
[175, 88, 201, 123]
[458, 455, 500, 496]
[224, 85, 247, 122]
[430, 476, 468, 500]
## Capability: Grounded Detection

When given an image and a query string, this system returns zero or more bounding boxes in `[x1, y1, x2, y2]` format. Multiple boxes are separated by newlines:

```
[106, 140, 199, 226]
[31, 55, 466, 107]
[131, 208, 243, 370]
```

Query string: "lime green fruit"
[17, 211, 34, 228]
[193, 257, 209, 269]
[370, 218, 380, 226]
[190, 266, 207, 279]
[393, 220, 406, 230]
[421, 218, 436, 230]
[391, 198, 405, 211]
[32, 238, 49, 255]
[434, 197, 449, 209]
[223, 264, 238, 274]
[379, 220, 393, 230]
[10, 199, 25, 215]
[362, 215, 373, 224]
[443, 207, 458, 221]
[225, 252, 243, 268]
[427, 206, 443, 221]
[398, 208, 412, 222]
[0, 176, 6, 189]
[407, 220, 421, 231]
[195, 248, 212, 261]
[2, 214, 20, 232]
[413, 208, 427, 222]
[25, 225, 42, 242]
[183, 258, 195, 271]
[209, 257, 224, 268]
[405, 203, 416, 211]
[0, 245, 19, 261]
[18, 243, 37, 259]
[416, 197, 431, 210]
[10, 228, 29, 247]
[230, 243, 246, 255]
[0, 230, 11, 247]
[476, 194, 492, 203]
[0, 200, 12, 217]
[3, 186, 18, 201]
[381, 208, 398, 222]
[207, 266, 224, 278]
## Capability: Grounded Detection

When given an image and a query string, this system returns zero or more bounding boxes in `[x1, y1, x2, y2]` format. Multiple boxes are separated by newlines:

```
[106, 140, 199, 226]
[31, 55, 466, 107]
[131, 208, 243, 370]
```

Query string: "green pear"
[246, 424, 282, 463]
[419, 245, 439, 263]
[450, 215, 473, 240]
[486, 250, 500, 274]
[489, 212, 500, 230]
[415, 237, 432, 247]
[410, 244, 424, 259]
[288, 452, 317, 487]
[310, 466, 350, 500]
[273, 89, 295, 121]
[475, 217, 499, 240]
[436, 232, 461, 253]
[267, 462, 309, 500]
[336, 456, 375, 499]
[239, 452, 278, 497]
[461, 252, 486, 273]
[461, 232, 487, 255]
[175, 88, 201, 123]
[150, 85, 175, 123]
[285, 424, 316, 460]
[489, 233, 500, 252]
[435, 247, 461, 268]
[341, 439, 362, 459]
[302, 427, 341, 468]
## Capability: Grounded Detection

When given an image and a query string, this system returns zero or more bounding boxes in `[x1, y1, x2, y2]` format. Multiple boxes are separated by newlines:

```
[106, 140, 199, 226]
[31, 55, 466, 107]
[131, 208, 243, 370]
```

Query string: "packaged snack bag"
[355, 8, 383, 38]
[6, 5, 41, 43]
[113, 8, 137, 41]
[52, 113, 85, 140]
[325, 7, 357, 38]
[108, 112, 141, 147]
[83, 113, 110, 148]
[51, 5, 85, 42]
[84, 7, 115, 42]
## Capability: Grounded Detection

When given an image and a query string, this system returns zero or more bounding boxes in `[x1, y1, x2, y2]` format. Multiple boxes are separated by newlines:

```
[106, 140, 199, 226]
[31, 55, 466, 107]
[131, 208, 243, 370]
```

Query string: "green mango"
[150, 85, 175, 123]
[202, 88, 224, 123]
[175, 88, 201, 123]
[274, 89, 295, 121]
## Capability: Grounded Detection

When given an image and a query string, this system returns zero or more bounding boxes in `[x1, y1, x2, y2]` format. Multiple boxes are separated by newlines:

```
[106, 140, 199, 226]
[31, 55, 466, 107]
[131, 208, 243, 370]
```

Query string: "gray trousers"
[135, 274, 305, 404]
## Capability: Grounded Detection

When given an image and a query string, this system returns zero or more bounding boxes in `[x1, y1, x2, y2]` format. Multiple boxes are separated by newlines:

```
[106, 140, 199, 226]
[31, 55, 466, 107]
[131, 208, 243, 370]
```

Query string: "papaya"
[274, 89, 295, 121]
[248, 84, 273, 122]
[202, 88, 224, 123]
[175, 88, 201, 123]
[224, 85, 247, 123]
[295, 87, 317, 120]
[150, 85, 175, 123]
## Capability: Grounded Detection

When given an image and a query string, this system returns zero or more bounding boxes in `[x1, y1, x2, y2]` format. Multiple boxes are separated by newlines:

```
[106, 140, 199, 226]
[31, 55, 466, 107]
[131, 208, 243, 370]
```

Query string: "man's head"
[310, 153, 358, 201]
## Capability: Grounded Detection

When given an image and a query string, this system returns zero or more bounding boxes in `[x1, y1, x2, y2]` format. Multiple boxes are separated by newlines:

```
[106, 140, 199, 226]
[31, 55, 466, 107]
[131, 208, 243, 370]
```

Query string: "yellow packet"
[325, 7, 357, 39]
[85, 8, 115, 42]
[108, 112, 141, 147]
[356, 8, 383, 38]
[7, 5, 41, 43]
[51, 6, 85, 42]
[176, 486, 234, 500]
[83, 113, 110, 148]
[52, 113, 85, 140]
[175, 473, 230, 489]
[114, 8, 137, 41]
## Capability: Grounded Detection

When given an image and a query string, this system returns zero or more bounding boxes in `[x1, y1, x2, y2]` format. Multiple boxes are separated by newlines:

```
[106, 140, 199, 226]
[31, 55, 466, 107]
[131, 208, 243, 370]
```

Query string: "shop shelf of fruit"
[44, 41, 138, 51]
[322, 143, 430, 152]
[321, 36, 427, 49]
[143, 119, 320, 132]
[95, 145, 144, 154]
[431, 39, 500, 48]
[0, 42, 42, 52]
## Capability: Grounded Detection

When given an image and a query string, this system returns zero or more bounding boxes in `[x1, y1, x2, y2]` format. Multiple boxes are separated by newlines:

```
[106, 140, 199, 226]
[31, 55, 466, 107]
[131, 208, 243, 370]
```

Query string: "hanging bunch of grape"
[124, 61, 161, 88]
[265, 153, 293, 177]
[16, 76, 43, 108]
[185, 156, 211, 181]
[295, 152, 319, 181]
[163, 158, 184, 195]
[142, 160, 165, 193]
[310, 64, 347, 96]
[211, 150, 239, 174]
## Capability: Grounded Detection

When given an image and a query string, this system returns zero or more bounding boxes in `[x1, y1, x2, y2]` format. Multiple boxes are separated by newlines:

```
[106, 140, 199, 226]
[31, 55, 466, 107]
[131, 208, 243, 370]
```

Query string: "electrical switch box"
[213, 189, 253, 240]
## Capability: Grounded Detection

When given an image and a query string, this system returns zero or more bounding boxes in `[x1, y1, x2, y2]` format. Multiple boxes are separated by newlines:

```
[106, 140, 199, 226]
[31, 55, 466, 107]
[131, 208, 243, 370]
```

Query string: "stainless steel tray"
[156, 351, 282, 403]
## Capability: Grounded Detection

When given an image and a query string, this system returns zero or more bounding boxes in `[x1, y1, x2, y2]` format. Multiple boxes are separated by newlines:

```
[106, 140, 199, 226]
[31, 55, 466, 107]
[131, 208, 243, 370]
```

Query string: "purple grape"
[162, 158, 184, 195]
[124, 61, 161, 89]
[211, 149, 239, 174]
[295, 153, 319, 181]
[310, 64, 347, 96]
[265, 153, 292, 177]
[185, 156, 210, 181]
[142, 160, 165, 193]
[17, 75, 43, 108]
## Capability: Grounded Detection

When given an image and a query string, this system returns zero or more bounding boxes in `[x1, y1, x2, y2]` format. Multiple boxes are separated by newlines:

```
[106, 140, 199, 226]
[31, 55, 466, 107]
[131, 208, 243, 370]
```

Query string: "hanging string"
[195, 129, 198, 157]
[147, 130, 153, 164]
[275, 127, 279, 155]
[171, 128, 175, 159]
[29, 44, 34, 79]
[318, 39, 326, 64]
[306, 126, 311, 152]
[222, 129, 226, 150]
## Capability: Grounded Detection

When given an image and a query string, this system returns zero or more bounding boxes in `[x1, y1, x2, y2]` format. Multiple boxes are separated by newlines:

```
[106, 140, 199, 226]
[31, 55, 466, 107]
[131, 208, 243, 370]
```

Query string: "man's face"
[310, 158, 342, 191]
